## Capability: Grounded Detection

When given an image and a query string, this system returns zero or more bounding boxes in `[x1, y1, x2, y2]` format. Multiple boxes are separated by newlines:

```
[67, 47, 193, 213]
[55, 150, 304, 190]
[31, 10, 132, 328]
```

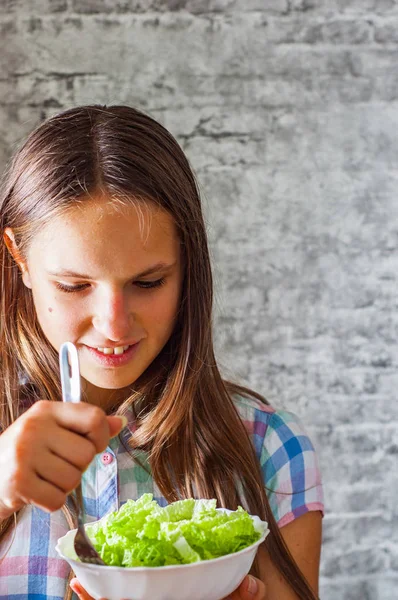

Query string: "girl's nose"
[92, 288, 132, 342]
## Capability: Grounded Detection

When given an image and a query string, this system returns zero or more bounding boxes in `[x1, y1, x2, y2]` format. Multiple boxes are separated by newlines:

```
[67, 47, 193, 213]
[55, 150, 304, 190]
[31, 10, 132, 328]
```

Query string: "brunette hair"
[0, 105, 318, 600]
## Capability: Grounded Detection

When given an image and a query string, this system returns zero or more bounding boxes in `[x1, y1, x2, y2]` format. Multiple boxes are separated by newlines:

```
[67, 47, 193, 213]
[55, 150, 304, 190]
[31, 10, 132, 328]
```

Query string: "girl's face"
[15, 196, 182, 406]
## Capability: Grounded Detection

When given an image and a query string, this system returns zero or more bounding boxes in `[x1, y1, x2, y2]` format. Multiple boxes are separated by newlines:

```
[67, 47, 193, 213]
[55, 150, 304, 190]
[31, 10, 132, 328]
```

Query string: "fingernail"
[118, 416, 128, 429]
[247, 575, 258, 596]
[69, 580, 81, 593]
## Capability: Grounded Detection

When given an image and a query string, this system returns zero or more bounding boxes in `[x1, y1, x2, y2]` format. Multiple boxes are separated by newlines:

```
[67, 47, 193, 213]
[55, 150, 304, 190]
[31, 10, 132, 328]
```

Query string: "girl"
[0, 105, 324, 600]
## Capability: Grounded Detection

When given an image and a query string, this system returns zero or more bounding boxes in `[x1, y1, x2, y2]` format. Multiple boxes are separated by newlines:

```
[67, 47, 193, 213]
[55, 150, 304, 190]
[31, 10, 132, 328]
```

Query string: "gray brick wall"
[0, 2, 397, 598]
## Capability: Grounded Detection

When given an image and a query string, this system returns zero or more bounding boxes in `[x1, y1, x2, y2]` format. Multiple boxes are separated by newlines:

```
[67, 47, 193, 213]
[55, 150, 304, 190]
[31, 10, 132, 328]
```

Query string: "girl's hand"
[0, 400, 125, 519]
[227, 575, 266, 600]
[70, 578, 123, 600]
[70, 574, 266, 600]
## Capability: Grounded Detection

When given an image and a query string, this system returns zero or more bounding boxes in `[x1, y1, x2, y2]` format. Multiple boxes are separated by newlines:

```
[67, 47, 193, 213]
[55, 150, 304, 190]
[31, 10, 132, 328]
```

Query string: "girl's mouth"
[85, 343, 140, 367]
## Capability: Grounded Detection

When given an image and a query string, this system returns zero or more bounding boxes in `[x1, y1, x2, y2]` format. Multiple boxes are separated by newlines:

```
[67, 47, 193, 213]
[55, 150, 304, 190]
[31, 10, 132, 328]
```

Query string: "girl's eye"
[54, 279, 166, 293]
[135, 278, 165, 289]
[55, 282, 89, 293]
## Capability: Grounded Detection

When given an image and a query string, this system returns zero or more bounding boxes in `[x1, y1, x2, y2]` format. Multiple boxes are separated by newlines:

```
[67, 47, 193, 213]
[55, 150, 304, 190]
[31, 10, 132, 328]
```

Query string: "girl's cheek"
[145, 292, 178, 325]
[48, 305, 81, 333]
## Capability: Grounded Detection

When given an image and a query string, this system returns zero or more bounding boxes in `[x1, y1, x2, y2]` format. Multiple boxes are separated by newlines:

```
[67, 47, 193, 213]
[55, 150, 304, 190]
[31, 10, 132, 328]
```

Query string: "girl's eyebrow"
[47, 262, 177, 280]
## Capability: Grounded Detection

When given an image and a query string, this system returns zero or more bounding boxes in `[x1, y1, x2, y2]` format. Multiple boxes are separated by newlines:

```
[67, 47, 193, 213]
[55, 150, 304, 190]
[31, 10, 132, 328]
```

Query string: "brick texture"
[0, 2, 397, 598]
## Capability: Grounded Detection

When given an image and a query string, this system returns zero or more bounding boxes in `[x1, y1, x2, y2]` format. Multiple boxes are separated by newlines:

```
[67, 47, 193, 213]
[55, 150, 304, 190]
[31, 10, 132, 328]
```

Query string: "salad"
[84, 493, 266, 567]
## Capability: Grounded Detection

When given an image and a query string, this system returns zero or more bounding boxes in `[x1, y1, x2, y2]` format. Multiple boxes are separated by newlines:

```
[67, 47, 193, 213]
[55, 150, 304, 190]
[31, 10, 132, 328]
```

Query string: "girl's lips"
[85, 343, 140, 367]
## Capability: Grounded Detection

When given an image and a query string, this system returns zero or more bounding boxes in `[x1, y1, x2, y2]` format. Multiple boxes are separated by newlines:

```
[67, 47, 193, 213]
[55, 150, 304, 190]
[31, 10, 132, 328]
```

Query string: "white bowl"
[56, 509, 269, 600]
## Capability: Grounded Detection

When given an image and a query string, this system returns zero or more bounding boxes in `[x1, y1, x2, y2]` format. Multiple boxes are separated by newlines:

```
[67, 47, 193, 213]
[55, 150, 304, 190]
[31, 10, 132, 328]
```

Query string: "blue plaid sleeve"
[260, 410, 324, 527]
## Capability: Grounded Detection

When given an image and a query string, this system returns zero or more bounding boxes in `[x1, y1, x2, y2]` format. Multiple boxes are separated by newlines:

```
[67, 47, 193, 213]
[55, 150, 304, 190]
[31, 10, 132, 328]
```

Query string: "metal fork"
[59, 342, 105, 566]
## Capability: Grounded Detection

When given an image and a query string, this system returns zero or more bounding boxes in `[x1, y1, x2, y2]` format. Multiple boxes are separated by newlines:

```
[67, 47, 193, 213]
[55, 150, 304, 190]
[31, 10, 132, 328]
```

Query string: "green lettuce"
[84, 494, 263, 567]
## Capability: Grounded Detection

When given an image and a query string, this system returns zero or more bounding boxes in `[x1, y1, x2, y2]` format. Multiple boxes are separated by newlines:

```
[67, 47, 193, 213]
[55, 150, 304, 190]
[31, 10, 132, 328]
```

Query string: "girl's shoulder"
[232, 392, 324, 525]
[232, 392, 303, 434]
[232, 392, 275, 416]
[231, 392, 318, 460]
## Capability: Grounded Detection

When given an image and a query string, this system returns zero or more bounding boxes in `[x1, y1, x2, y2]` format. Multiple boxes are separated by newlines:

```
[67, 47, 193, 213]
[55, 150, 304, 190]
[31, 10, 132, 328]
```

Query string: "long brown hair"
[0, 105, 318, 600]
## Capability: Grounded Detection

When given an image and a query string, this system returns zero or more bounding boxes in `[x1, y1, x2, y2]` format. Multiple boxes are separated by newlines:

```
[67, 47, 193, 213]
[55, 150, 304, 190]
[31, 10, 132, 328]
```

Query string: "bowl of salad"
[56, 493, 269, 600]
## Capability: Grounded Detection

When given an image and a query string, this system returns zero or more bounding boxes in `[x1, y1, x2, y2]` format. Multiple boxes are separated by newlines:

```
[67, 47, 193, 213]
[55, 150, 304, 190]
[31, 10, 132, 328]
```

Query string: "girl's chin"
[82, 372, 138, 391]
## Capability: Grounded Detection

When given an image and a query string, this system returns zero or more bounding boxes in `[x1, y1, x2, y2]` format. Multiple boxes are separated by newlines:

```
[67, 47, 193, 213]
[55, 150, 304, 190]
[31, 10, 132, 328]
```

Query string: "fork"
[59, 341, 105, 566]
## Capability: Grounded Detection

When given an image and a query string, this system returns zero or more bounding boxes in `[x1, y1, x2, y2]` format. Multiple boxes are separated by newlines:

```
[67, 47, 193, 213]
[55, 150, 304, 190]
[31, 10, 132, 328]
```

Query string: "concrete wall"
[1, 2, 397, 598]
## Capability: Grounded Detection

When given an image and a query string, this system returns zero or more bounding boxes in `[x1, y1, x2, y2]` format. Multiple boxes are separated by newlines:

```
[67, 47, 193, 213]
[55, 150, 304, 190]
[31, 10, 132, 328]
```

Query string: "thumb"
[69, 577, 92, 600]
[70, 577, 105, 600]
[106, 415, 128, 438]
[239, 575, 266, 600]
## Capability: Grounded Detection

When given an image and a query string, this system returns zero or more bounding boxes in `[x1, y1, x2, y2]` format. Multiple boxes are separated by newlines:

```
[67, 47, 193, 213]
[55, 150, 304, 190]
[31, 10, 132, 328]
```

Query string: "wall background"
[1, 1, 397, 598]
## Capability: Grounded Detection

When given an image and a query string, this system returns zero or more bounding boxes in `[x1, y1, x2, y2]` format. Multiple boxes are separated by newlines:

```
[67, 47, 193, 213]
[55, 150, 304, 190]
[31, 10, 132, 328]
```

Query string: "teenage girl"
[0, 105, 324, 600]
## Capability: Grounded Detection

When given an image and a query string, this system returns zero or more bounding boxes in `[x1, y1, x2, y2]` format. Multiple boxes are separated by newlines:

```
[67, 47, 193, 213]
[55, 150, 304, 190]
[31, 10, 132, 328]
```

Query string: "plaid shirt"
[0, 395, 324, 599]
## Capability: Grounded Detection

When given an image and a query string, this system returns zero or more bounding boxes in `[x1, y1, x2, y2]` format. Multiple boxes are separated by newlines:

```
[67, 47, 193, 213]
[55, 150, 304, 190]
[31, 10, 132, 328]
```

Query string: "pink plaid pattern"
[0, 395, 324, 598]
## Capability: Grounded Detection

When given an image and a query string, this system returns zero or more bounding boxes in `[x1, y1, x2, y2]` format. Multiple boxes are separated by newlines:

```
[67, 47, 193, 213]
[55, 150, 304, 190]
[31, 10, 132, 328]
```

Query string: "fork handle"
[74, 482, 84, 509]
[69, 483, 85, 523]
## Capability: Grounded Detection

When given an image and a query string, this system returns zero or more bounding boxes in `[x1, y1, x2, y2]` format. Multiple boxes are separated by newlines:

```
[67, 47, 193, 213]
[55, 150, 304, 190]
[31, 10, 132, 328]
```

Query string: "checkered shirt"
[0, 395, 324, 599]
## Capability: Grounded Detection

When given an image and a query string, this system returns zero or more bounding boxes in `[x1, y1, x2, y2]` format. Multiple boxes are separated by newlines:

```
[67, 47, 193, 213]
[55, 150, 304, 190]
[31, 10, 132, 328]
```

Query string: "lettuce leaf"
[85, 494, 264, 568]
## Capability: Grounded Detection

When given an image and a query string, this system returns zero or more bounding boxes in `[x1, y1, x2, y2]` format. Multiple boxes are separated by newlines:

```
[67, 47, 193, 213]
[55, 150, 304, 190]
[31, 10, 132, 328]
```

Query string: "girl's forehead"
[40, 198, 176, 244]
[27, 197, 180, 270]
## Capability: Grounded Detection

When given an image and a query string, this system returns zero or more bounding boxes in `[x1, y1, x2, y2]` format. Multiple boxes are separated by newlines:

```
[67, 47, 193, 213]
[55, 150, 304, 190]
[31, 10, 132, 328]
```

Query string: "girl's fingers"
[227, 575, 267, 600]
[47, 427, 97, 471]
[34, 452, 82, 494]
[14, 471, 68, 514]
[240, 575, 267, 600]
[107, 414, 127, 438]
[50, 402, 111, 453]
[69, 578, 98, 600]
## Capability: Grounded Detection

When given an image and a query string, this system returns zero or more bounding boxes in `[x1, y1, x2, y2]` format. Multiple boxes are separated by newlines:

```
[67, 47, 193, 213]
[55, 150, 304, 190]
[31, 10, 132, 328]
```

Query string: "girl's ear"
[3, 227, 32, 288]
